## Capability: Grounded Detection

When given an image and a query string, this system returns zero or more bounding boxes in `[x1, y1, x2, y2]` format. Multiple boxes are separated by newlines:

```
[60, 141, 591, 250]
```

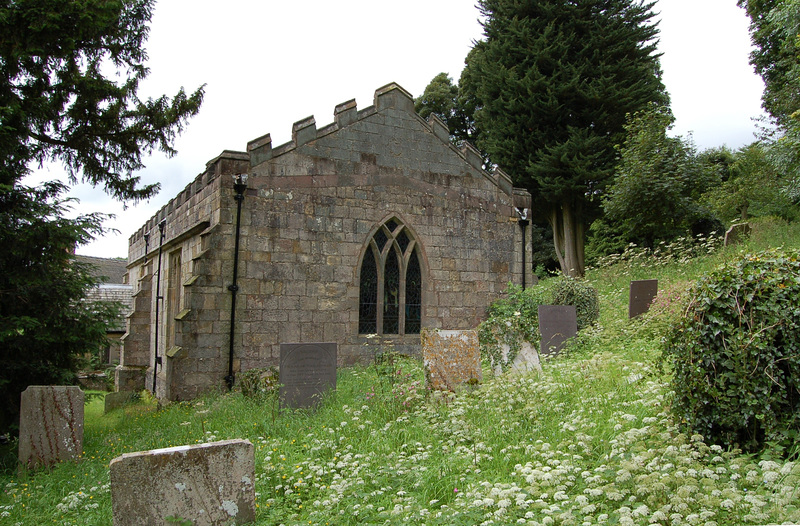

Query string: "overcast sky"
[41, 0, 764, 258]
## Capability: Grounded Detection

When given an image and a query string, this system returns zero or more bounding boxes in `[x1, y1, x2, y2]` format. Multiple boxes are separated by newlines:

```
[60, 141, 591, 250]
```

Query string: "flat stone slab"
[279, 342, 337, 409]
[538, 305, 577, 356]
[629, 279, 659, 318]
[422, 329, 482, 390]
[110, 439, 255, 526]
[18, 385, 84, 469]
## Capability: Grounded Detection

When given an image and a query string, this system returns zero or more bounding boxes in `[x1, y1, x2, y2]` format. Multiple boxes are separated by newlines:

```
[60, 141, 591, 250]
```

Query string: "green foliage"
[460, 0, 666, 276]
[478, 277, 599, 370]
[701, 142, 798, 223]
[236, 367, 279, 398]
[603, 105, 720, 248]
[414, 73, 475, 146]
[664, 247, 800, 452]
[0, 182, 121, 434]
[0, 0, 203, 433]
[0, 0, 205, 198]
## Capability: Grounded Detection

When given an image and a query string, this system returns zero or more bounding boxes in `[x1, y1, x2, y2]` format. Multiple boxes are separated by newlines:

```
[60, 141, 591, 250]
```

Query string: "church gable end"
[118, 83, 531, 401]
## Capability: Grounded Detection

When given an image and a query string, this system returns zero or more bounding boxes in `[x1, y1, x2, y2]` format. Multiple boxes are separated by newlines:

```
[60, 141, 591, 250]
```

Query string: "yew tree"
[0, 0, 204, 433]
[461, 0, 666, 276]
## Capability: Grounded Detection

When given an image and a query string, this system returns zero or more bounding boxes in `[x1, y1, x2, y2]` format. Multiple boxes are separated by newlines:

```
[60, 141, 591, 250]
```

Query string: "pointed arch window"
[358, 218, 422, 335]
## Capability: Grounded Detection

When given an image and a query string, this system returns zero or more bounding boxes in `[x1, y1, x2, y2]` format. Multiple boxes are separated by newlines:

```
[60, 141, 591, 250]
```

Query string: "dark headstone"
[538, 305, 577, 356]
[629, 279, 659, 318]
[724, 222, 751, 246]
[279, 343, 337, 409]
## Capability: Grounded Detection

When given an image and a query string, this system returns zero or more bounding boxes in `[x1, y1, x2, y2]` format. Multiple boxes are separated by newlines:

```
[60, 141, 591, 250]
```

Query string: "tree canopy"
[0, 0, 204, 199]
[0, 0, 204, 433]
[459, 0, 666, 276]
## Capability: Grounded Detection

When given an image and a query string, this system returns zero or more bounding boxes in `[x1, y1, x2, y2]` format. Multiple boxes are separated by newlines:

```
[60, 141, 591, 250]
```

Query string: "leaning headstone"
[110, 439, 255, 526]
[279, 342, 337, 409]
[104, 391, 138, 413]
[538, 305, 578, 356]
[724, 222, 751, 246]
[18, 385, 84, 470]
[629, 279, 659, 318]
[421, 329, 482, 390]
[491, 341, 542, 375]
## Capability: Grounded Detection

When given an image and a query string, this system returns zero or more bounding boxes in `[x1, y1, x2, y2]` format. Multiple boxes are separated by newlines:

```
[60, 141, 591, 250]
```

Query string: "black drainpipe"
[226, 174, 248, 390]
[152, 219, 166, 394]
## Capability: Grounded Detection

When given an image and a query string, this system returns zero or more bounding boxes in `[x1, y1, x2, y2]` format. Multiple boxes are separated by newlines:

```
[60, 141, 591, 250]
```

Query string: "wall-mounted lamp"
[516, 208, 530, 290]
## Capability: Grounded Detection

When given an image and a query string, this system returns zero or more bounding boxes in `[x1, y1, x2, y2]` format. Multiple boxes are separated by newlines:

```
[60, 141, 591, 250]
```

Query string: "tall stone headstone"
[279, 342, 337, 409]
[724, 222, 751, 246]
[18, 385, 84, 469]
[110, 439, 255, 526]
[538, 305, 578, 356]
[421, 329, 482, 390]
[629, 279, 659, 318]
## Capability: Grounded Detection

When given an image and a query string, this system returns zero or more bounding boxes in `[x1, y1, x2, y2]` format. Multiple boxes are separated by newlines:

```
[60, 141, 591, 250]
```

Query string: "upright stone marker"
[110, 439, 255, 526]
[538, 305, 577, 356]
[421, 329, 482, 390]
[279, 342, 337, 409]
[18, 385, 84, 469]
[724, 222, 751, 246]
[629, 279, 659, 318]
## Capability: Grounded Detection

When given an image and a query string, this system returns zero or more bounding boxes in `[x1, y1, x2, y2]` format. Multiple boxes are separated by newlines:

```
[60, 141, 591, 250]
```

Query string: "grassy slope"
[1, 218, 800, 526]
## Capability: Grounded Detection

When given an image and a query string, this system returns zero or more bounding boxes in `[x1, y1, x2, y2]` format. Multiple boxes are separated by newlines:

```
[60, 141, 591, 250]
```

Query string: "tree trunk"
[548, 202, 585, 277]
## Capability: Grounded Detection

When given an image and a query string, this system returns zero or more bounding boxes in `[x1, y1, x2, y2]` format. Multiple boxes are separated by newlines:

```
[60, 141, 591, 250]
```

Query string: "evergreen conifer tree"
[461, 0, 666, 276]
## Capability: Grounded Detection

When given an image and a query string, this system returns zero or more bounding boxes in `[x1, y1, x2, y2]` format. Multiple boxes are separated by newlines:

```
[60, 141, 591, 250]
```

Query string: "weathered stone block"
[422, 329, 482, 391]
[110, 439, 255, 526]
[18, 386, 84, 469]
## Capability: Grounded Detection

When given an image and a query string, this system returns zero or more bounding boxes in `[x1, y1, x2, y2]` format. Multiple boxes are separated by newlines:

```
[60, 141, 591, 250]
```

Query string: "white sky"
[40, 0, 764, 258]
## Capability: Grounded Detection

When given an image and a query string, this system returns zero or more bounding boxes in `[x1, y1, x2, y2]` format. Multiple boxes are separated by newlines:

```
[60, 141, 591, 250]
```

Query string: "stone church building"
[117, 83, 532, 400]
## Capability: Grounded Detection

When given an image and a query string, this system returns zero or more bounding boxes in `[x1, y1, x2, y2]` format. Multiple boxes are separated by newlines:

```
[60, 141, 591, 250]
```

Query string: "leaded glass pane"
[374, 228, 388, 252]
[405, 248, 421, 334]
[385, 218, 399, 233]
[397, 228, 410, 254]
[383, 248, 400, 334]
[359, 246, 378, 334]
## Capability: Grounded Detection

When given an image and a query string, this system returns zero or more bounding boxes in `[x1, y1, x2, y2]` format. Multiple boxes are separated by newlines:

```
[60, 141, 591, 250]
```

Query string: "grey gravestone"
[279, 342, 337, 409]
[104, 391, 138, 413]
[18, 385, 84, 469]
[724, 222, 751, 246]
[629, 279, 659, 318]
[110, 439, 255, 526]
[538, 305, 577, 356]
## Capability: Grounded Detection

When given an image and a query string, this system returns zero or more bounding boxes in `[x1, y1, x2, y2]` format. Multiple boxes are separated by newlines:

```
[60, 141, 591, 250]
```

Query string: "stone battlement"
[128, 82, 514, 253]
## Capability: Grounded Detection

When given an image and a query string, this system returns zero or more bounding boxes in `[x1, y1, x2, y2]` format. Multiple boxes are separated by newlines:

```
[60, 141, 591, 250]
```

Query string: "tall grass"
[2, 217, 800, 525]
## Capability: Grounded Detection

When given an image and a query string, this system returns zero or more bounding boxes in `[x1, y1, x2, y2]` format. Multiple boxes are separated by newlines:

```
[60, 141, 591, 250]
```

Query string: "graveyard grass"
[2, 218, 800, 525]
